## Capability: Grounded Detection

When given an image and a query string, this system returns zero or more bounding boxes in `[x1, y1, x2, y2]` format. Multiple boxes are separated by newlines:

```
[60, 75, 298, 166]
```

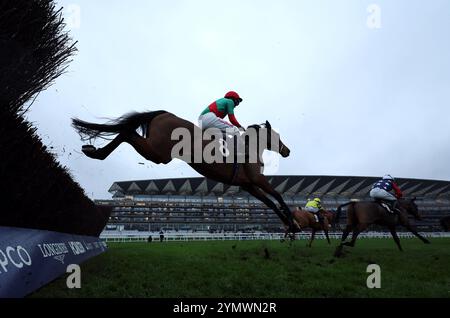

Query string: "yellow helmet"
[314, 198, 321, 203]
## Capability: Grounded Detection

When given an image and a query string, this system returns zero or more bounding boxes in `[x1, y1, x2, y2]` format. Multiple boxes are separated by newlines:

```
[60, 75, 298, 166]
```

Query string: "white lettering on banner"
[68, 241, 86, 255]
[17, 246, 32, 266]
[6, 247, 22, 268]
[37, 243, 69, 258]
[0, 250, 8, 273]
[84, 242, 93, 251]
[0, 246, 32, 274]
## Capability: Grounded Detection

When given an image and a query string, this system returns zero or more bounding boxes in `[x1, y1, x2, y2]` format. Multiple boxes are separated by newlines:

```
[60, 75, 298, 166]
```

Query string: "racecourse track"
[31, 238, 450, 298]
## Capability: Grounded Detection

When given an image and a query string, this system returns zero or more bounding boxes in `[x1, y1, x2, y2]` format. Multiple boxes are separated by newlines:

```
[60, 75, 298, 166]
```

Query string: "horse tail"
[334, 201, 354, 226]
[72, 110, 167, 141]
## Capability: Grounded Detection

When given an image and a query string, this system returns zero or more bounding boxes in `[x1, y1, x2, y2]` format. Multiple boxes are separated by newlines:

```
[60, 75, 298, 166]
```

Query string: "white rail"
[100, 231, 450, 242]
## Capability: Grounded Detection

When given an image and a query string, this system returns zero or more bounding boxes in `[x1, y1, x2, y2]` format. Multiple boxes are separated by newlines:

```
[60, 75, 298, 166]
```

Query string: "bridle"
[247, 122, 282, 153]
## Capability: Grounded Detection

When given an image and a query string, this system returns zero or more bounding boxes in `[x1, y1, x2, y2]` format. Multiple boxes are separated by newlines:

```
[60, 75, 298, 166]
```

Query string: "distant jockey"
[369, 174, 403, 213]
[304, 198, 325, 226]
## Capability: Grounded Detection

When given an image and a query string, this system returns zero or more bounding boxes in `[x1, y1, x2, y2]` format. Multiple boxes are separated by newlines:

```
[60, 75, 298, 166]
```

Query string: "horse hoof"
[82, 145, 98, 158]
[82, 145, 96, 152]
[334, 246, 343, 258]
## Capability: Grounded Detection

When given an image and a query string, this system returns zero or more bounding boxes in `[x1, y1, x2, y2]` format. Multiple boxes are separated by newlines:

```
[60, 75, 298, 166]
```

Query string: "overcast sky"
[26, 0, 450, 199]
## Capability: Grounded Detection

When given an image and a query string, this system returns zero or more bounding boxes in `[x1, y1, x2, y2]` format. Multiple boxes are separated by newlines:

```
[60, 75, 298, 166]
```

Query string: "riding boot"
[391, 200, 400, 214]
[317, 212, 325, 227]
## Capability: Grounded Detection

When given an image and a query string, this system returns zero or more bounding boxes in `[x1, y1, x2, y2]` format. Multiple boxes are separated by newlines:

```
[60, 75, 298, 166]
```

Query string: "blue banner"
[0, 226, 107, 298]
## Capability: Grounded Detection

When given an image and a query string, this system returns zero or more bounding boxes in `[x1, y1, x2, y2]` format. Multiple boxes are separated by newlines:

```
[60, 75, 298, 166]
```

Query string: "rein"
[266, 124, 272, 150]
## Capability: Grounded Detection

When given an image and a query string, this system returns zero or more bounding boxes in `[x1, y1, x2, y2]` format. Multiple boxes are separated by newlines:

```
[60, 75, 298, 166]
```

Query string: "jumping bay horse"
[284, 208, 336, 247]
[333, 198, 430, 257]
[72, 110, 298, 233]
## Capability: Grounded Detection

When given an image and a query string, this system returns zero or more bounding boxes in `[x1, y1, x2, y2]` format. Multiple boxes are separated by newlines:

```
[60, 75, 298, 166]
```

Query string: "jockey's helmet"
[224, 91, 243, 103]
[314, 198, 321, 203]
[383, 174, 394, 181]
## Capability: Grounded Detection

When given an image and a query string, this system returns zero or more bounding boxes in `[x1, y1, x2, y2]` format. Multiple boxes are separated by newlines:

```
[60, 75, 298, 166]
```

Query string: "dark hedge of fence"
[0, 0, 111, 236]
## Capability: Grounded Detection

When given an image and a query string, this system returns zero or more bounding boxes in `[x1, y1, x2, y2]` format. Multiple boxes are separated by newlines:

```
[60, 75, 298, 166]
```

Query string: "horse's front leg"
[248, 174, 297, 231]
[404, 224, 431, 244]
[308, 230, 316, 247]
[387, 225, 403, 251]
[324, 228, 331, 245]
[242, 184, 290, 228]
[343, 223, 368, 247]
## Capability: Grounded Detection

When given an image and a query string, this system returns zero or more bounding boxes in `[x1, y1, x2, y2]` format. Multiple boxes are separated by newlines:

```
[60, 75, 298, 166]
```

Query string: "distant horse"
[72, 110, 298, 233]
[283, 208, 336, 247]
[334, 198, 430, 256]
[441, 216, 450, 231]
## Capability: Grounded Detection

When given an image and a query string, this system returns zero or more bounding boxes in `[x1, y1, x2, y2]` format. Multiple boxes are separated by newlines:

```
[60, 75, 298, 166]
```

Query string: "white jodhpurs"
[305, 206, 319, 213]
[198, 113, 245, 157]
[198, 113, 240, 134]
[370, 187, 396, 201]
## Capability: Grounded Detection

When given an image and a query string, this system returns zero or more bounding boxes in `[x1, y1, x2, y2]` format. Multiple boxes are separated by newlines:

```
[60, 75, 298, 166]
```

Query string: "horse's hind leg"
[82, 133, 126, 160]
[125, 131, 166, 163]
[388, 226, 403, 251]
[82, 131, 163, 163]
[340, 224, 352, 243]
[343, 223, 368, 247]
[334, 224, 352, 257]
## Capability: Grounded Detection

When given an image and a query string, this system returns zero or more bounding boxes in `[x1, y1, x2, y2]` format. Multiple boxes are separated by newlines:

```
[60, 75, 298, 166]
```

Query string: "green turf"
[30, 238, 450, 298]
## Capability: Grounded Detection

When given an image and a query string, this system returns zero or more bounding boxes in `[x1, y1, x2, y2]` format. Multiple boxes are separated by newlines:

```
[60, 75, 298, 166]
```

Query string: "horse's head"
[246, 120, 290, 157]
[400, 197, 422, 220]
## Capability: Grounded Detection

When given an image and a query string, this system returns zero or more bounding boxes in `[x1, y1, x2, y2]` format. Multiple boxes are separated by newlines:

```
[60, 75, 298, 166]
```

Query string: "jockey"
[198, 91, 244, 133]
[304, 198, 325, 225]
[198, 91, 246, 159]
[369, 174, 403, 213]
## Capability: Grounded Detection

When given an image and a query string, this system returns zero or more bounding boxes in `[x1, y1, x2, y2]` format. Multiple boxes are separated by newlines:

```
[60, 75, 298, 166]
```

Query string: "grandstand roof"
[109, 176, 450, 200]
